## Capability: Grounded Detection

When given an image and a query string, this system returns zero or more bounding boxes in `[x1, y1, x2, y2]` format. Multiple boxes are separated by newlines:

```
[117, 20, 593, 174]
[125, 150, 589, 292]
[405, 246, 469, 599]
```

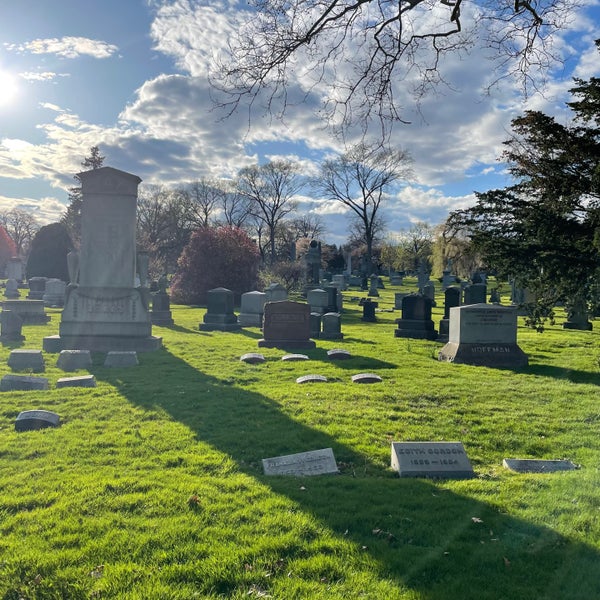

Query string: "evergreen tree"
[26, 223, 73, 281]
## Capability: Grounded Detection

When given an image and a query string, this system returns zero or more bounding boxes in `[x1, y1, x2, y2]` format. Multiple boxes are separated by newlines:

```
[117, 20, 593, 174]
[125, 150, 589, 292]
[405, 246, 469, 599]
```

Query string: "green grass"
[1, 280, 600, 599]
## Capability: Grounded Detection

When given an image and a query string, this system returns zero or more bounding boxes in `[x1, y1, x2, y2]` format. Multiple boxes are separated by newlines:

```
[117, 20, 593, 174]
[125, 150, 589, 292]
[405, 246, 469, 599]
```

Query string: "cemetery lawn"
[1, 281, 600, 599]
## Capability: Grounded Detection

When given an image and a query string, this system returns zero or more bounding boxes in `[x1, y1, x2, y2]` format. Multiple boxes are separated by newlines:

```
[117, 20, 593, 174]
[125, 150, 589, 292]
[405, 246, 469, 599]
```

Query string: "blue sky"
[0, 0, 598, 246]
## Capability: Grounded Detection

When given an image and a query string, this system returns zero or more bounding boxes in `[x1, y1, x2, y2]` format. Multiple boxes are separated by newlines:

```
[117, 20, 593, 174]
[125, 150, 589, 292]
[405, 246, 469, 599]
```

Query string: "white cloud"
[20, 71, 68, 82]
[0, 194, 64, 224]
[7, 37, 118, 59]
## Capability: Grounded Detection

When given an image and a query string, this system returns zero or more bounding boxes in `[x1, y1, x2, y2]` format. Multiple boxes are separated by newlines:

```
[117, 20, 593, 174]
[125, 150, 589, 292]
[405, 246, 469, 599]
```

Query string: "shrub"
[26, 222, 73, 281]
[170, 226, 260, 305]
[0, 225, 17, 275]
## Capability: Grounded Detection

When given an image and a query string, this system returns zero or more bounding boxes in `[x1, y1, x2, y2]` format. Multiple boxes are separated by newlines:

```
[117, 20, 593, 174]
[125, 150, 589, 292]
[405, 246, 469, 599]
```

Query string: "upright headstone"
[48, 166, 161, 352]
[361, 299, 378, 322]
[6, 257, 23, 284]
[306, 288, 329, 315]
[438, 286, 461, 342]
[438, 304, 528, 367]
[325, 285, 339, 312]
[42, 278, 66, 307]
[239, 291, 267, 327]
[332, 274, 347, 291]
[8, 349, 45, 372]
[2, 299, 50, 324]
[463, 283, 487, 305]
[395, 295, 437, 340]
[391, 442, 474, 479]
[199, 287, 241, 331]
[309, 312, 322, 339]
[258, 301, 316, 348]
[0, 310, 24, 341]
[265, 282, 288, 303]
[389, 271, 404, 286]
[563, 297, 592, 331]
[27, 277, 47, 300]
[423, 282, 436, 307]
[368, 274, 380, 297]
[417, 261, 429, 291]
[4, 279, 19, 299]
[321, 312, 343, 340]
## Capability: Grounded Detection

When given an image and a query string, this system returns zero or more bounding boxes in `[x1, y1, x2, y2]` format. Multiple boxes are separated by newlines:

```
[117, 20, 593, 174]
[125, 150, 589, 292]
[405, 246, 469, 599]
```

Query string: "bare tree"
[236, 161, 302, 264]
[220, 185, 253, 228]
[0, 208, 40, 257]
[213, 0, 572, 133]
[288, 214, 326, 241]
[314, 143, 411, 266]
[186, 179, 224, 228]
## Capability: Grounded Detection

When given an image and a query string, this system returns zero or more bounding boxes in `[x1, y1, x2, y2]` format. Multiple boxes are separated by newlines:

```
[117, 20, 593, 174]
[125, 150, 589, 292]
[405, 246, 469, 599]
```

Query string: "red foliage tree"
[0, 224, 17, 275]
[170, 226, 260, 305]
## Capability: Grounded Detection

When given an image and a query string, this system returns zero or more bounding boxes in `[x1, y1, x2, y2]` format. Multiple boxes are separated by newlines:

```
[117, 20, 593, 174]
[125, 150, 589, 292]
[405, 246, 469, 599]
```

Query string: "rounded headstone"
[351, 373, 383, 384]
[240, 353, 266, 364]
[15, 409, 60, 431]
[296, 374, 328, 384]
[281, 354, 309, 362]
[327, 349, 351, 360]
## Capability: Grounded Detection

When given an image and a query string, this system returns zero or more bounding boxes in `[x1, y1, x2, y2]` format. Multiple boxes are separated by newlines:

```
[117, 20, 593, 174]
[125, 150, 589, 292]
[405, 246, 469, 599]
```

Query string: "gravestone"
[463, 283, 487, 305]
[361, 299, 378, 322]
[423, 282, 436, 307]
[27, 277, 47, 300]
[563, 298, 592, 331]
[42, 278, 66, 307]
[368, 274, 380, 297]
[324, 285, 339, 312]
[258, 301, 315, 349]
[304, 240, 322, 286]
[502, 458, 578, 473]
[321, 312, 343, 340]
[309, 312, 321, 339]
[6, 257, 23, 283]
[199, 287, 241, 331]
[394, 293, 407, 310]
[262, 448, 338, 476]
[2, 299, 50, 324]
[351, 373, 382, 384]
[49, 166, 161, 352]
[239, 291, 267, 327]
[327, 348, 351, 360]
[332, 274, 347, 291]
[104, 351, 139, 367]
[8, 349, 45, 372]
[306, 288, 329, 315]
[489, 288, 501, 304]
[281, 353, 309, 361]
[296, 374, 328, 384]
[438, 286, 461, 343]
[265, 282, 288, 303]
[4, 279, 20, 299]
[56, 349, 92, 371]
[240, 353, 265, 364]
[395, 295, 437, 340]
[15, 409, 59, 431]
[1, 375, 49, 391]
[442, 261, 456, 289]
[438, 303, 528, 367]
[0, 310, 24, 341]
[391, 441, 474, 478]
[56, 375, 97, 388]
[390, 271, 404, 286]
[417, 261, 429, 291]
[151, 276, 174, 326]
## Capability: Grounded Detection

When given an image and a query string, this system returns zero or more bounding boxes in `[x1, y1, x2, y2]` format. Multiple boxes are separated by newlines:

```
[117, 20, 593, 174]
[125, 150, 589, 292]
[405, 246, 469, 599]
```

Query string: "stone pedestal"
[27, 277, 47, 299]
[200, 287, 241, 331]
[395, 295, 437, 340]
[151, 291, 174, 326]
[4, 279, 20, 299]
[361, 299, 378, 322]
[2, 300, 50, 324]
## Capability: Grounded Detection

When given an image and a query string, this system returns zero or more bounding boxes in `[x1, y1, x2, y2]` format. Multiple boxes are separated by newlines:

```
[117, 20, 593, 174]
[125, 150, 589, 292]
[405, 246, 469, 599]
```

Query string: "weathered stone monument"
[2, 299, 50, 324]
[0, 310, 24, 342]
[4, 279, 19, 299]
[438, 286, 461, 342]
[264, 282, 288, 303]
[258, 301, 315, 348]
[463, 283, 487, 305]
[44, 166, 161, 352]
[27, 277, 47, 300]
[395, 294, 438, 340]
[239, 291, 267, 327]
[391, 441, 474, 478]
[563, 297, 592, 331]
[199, 287, 241, 331]
[307, 288, 329, 315]
[42, 278, 66, 307]
[438, 303, 528, 367]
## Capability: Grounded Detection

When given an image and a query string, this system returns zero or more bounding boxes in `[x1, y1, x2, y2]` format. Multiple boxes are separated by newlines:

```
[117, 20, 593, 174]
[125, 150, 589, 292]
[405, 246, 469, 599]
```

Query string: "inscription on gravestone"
[262, 448, 339, 476]
[391, 441, 474, 478]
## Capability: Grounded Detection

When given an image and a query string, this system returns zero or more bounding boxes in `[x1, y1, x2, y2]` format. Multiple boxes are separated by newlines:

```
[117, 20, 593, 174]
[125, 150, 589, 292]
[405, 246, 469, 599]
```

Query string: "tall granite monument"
[44, 167, 161, 352]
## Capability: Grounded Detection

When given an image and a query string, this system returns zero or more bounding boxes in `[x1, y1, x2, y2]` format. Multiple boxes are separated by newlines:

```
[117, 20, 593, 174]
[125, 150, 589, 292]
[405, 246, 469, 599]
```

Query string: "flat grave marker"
[502, 458, 578, 473]
[296, 374, 327, 384]
[240, 353, 266, 364]
[391, 441, 474, 479]
[15, 409, 60, 431]
[352, 373, 382, 384]
[263, 448, 339, 476]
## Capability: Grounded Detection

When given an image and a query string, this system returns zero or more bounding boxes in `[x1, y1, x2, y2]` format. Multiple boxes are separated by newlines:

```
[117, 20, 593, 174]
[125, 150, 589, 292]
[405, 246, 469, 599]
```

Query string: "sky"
[0, 0, 598, 247]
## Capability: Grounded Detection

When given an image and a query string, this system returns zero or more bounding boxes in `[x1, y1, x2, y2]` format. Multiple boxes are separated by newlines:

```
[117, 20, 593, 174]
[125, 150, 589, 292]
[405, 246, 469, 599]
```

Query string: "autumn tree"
[236, 160, 302, 264]
[313, 143, 411, 267]
[62, 146, 105, 246]
[213, 0, 571, 134]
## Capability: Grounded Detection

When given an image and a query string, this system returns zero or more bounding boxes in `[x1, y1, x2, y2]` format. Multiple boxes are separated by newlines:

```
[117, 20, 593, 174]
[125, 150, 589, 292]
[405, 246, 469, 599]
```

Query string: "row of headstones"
[3, 276, 67, 306]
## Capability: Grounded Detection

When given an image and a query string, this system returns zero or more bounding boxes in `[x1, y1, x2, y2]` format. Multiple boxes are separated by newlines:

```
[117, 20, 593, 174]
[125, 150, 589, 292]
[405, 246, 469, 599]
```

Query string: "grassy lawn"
[1, 280, 600, 599]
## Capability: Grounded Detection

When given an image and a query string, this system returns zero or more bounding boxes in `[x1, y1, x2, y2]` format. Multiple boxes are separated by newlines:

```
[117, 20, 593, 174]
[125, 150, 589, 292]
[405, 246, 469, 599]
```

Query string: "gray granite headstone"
[104, 351, 138, 367]
[391, 441, 474, 478]
[502, 458, 578, 473]
[296, 374, 327, 384]
[8, 349, 45, 372]
[327, 349, 351, 360]
[281, 353, 309, 361]
[351, 373, 383, 384]
[262, 448, 339, 476]
[4, 278, 20, 299]
[57, 349, 92, 371]
[0, 310, 24, 341]
[259, 301, 315, 349]
[1, 375, 49, 391]
[56, 375, 97, 388]
[240, 353, 265, 364]
[200, 287, 241, 331]
[239, 291, 267, 328]
[321, 312, 343, 340]
[15, 409, 60, 431]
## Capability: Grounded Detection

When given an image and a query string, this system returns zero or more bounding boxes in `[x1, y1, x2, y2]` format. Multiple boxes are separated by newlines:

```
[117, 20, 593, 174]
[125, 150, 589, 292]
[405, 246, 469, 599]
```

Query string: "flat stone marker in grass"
[296, 374, 327, 384]
[262, 448, 339, 476]
[240, 353, 265, 364]
[15, 409, 60, 432]
[327, 348, 351, 360]
[56, 375, 97, 388]
[502, 458, 578, 473]
[57, 349, 92, 371]
[8, 349, 45, 372]
[391, 441, 475, 479]
[351, 373, 382, 384]
[104, 351, 138, 367]
[281, 354, 309, 361]
[1, 375, 49, 391]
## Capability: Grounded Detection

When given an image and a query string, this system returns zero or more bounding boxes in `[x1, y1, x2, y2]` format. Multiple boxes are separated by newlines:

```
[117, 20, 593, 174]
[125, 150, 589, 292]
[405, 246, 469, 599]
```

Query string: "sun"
[0, 69, 19, 107]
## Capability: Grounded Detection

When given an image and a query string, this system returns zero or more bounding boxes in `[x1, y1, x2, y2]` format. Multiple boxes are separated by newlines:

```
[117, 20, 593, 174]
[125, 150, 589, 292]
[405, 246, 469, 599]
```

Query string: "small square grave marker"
[262, 448, 339, 476]
[296, 374, 327, 384]
[56, 375, 97, 388]
[104, 351, 138, 367]
[8, 349, 45, 372]
[15, 409, 60, 431]
[391, 441, 474, 479]
[1, 375, 49, 391]
[352, 373, 382, 384]
[502, 458, 578, 473]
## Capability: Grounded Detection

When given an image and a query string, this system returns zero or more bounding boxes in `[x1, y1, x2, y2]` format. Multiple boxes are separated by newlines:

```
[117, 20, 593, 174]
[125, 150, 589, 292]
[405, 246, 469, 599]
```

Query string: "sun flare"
[0, 70, 19, 107]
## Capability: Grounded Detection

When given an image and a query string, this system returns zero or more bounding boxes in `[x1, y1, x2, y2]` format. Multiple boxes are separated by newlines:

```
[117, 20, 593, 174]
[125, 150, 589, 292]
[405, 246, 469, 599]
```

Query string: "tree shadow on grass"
[94, 349, 600, 600]
[525, 364, 600, 386]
